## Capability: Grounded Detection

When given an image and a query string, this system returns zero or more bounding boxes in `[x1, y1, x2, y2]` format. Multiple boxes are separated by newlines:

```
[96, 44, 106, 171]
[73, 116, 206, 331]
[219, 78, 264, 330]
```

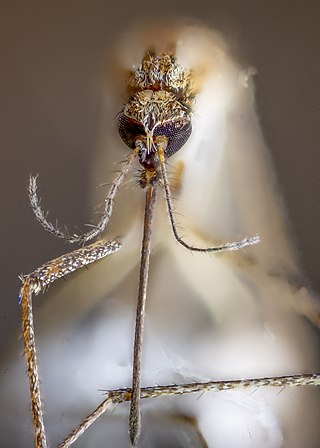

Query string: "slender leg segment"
[129, 186, 157, 447]
[59, 372, 320, 448]
[19, 240, 121, 448]
[21, 284, 47, 448]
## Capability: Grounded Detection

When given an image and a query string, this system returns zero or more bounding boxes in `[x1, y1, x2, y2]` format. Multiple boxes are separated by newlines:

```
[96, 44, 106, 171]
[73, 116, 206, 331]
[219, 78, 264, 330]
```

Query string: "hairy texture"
[59, 373, 320, 448]
[28, 151, 136, 244]
[128, 53, 194, 104]
[21, 284, 47, 448]
[19, 240, 121, 448]
[158, 147, 260, 253]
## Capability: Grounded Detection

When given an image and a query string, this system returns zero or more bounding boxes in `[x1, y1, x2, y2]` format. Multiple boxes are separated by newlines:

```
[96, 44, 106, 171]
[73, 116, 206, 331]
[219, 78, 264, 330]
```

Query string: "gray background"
[1, 0, 319, 348]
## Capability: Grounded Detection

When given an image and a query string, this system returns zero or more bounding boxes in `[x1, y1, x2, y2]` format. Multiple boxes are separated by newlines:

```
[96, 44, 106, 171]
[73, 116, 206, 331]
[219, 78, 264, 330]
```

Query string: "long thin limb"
[157, 147, 259, 253]
[29, 150, 137, 244]
[59, 372, 320, 448]
[20, 240, 121, 448]
[129, 186, 157, 447]
[21, 284, 47, 448]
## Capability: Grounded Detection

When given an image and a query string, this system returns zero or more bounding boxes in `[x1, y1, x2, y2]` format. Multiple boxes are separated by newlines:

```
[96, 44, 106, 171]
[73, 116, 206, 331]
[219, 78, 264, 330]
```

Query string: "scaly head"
[118, 52, 194, 188]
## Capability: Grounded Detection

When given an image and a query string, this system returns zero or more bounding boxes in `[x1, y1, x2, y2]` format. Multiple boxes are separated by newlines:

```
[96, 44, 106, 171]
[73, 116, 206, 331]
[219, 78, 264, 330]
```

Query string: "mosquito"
[19, 46, 320, 448]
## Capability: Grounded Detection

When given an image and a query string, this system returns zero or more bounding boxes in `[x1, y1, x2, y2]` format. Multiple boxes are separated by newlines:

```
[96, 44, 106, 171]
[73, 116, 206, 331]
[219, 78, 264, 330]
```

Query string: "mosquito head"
[118, 90, 192, 159]
[118, 52, 193, 189]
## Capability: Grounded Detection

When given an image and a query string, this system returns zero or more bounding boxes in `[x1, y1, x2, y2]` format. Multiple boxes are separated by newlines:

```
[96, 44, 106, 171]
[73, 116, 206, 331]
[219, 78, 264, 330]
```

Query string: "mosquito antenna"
[157, 147, 260, 252]
[129, 186, 157, 447]
[29, 150, 137, 244]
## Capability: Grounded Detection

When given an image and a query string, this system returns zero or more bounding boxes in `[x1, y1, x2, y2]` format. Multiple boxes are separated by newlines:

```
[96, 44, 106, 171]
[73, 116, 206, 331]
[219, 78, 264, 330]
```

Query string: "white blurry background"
[0, 1, 319, 448]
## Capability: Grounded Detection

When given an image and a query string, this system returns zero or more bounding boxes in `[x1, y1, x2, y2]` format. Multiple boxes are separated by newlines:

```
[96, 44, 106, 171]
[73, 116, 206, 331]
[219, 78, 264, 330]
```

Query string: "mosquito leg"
[21, 283, 47, 448]
[58, 372, 320, 448]
[157, 147, 259, 253]
[57, 394, 118, 448]
[129, 186, 157, 447]
[29, 149, 137, 244]
[19, 239, 121, 448]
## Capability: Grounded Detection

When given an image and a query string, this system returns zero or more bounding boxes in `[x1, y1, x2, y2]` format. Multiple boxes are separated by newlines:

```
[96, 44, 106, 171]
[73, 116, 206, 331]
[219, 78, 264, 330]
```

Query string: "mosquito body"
[17, 22, 320, 448]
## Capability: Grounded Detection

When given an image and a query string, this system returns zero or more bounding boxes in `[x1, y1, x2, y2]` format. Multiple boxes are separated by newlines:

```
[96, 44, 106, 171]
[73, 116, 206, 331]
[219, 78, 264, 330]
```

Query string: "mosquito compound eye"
[154, 118, 192, 157]
[118, 113, 146, 149]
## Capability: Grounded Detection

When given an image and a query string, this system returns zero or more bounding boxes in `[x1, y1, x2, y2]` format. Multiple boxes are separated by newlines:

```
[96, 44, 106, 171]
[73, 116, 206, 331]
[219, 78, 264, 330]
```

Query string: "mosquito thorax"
[117, 52, 195, 187]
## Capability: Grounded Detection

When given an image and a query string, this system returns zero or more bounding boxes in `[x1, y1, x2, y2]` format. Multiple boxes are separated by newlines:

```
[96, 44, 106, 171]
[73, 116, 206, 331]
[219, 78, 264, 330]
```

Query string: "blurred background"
[0, 0, 319, 445]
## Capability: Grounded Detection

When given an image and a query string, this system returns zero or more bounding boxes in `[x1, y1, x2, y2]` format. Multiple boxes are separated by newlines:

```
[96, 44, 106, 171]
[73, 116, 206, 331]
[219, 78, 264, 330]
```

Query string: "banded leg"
[59, 372, 320, 448]
[19, 240, 121, 448]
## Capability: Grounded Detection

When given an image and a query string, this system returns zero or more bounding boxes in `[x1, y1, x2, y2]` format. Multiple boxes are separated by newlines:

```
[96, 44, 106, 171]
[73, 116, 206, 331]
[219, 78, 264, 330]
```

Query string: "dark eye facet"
[118, 112, 192, 157]
[154, 118, 192, 157]
[118, 114, 145, 149]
